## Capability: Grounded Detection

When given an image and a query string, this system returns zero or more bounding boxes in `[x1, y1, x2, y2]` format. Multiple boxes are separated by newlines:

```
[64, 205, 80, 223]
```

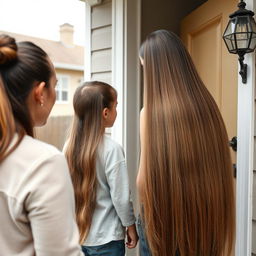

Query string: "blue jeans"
[82, 240, 125, 256]
[137, 215, 152, 256]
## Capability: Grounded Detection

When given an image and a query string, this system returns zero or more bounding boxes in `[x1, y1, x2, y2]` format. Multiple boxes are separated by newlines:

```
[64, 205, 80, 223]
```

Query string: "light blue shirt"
[83, 135, 136, 246]
[84, 135, 135, 246]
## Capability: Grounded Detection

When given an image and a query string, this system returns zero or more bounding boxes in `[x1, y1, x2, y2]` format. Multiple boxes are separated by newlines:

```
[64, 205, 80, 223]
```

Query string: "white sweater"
[0, 135, 83, 256]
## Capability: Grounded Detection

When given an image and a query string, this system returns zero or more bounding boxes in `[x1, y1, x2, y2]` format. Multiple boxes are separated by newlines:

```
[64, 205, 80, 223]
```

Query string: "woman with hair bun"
[137, 30, 235, 256]
[0, 34, 83, 256]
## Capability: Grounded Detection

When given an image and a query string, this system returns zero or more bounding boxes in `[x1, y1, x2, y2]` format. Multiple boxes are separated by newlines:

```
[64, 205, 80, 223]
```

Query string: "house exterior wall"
[50, 68, 84, 116]
[90, 0, 112, 84]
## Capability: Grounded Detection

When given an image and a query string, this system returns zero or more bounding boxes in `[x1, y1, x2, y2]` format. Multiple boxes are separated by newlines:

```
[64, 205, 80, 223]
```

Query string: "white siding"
[91, 0, 112, 29]
[91, 71, 112, 84]
[91, 49, 111, 72]
[90, 0, 112, 83]
[92, 26, 112, 51]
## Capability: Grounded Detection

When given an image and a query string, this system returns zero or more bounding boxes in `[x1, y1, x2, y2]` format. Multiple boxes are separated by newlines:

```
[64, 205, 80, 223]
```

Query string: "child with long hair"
[137, 30, 235, 256]
[65, 81, 138, 256]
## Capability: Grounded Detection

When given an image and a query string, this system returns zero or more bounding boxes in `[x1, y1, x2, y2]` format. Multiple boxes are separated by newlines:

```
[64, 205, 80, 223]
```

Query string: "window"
[56, 75, 69, 103]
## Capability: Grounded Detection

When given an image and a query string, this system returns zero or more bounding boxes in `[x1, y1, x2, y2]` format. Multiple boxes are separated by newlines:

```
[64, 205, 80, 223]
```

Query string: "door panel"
[189, 17, 222, 106]
[181, 0, 238, 162]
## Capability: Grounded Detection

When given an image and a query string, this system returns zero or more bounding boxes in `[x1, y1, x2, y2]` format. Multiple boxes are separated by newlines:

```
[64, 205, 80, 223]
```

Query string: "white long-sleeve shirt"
[81, 135, 136, 246]
[0, 135, 83, 256]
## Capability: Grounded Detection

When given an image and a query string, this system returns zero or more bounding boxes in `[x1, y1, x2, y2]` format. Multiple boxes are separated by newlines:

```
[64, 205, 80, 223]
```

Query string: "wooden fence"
[35, 116, 73, 150]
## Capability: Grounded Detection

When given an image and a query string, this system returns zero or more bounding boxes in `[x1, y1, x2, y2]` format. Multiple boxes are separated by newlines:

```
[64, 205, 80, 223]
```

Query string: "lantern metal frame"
[223, 0, 256, 84]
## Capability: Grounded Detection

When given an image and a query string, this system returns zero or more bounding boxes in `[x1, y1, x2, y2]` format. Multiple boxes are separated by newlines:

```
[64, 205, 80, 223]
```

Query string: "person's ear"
[34, 82, 46, 107]
[102, 108, 109, 120]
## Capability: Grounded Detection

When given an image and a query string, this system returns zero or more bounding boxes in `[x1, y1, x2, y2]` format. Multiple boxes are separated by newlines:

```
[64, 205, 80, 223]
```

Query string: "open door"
[181, 1, 238, 254]
[181, 0, 238, 163]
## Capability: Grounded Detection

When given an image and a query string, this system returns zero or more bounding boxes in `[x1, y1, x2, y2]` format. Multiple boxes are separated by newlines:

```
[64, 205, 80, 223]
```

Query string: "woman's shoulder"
[12, 135, 64, 168]
[22, 135, 61, 156]
[1, 135, 68, 189]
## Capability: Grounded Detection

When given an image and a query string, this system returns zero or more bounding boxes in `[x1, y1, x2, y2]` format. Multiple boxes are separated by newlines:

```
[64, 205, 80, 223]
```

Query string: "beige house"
[0, 23, 84, 116]
[81, 0, 256, 255]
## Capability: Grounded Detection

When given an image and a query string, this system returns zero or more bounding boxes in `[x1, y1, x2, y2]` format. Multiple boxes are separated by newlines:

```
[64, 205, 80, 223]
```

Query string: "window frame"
[55, 74, 70, 104]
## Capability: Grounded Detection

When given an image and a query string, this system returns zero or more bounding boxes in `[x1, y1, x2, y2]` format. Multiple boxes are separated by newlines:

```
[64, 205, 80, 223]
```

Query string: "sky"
[0, 0, 86, 45]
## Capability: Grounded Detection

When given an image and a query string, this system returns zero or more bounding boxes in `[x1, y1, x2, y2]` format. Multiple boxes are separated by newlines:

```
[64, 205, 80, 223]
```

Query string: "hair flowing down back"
[140, 30, 235, 256]
[0, 34, 51, 163]
[65, 81, 117, 243]
[0, 77, 16, 162]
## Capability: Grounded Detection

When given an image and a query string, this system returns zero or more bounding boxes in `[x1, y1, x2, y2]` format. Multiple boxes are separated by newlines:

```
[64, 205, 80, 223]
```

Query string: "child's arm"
[106, 159, 135, 225]
[105, 143, 137, 247]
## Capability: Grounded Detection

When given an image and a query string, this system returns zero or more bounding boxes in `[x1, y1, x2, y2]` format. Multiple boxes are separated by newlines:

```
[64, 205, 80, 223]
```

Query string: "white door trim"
[111, 5, 141, 252]
[123, 0, 141, 158]
[235, 1, 255, 255]
[111, 0, 125, 146]
[111, 0, 141, 166]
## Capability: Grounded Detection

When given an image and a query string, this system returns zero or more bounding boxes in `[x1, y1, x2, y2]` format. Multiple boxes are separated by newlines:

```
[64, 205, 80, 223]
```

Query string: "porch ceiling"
[141, 0, 208, 40]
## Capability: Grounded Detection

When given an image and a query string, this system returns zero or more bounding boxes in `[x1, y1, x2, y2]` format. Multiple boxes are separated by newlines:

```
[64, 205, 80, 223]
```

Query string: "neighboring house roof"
[0, 29, 84, 70]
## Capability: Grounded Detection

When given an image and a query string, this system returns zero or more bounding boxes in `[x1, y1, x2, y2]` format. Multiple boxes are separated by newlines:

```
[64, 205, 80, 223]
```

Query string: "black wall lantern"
[223, 0, 256, 84]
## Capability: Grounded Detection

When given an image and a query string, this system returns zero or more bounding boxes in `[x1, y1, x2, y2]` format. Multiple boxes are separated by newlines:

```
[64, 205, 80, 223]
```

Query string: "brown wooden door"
[180, 0, 238, 162]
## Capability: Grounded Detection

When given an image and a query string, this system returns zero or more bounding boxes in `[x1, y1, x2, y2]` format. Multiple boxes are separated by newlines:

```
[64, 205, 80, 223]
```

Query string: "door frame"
[82, 0, 255, 254]
[236, 0, 255, 254]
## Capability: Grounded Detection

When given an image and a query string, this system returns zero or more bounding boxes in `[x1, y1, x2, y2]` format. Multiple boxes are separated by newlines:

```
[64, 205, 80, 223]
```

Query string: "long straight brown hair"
[65, 81, 117, 244]
[140, 30, 235, 256]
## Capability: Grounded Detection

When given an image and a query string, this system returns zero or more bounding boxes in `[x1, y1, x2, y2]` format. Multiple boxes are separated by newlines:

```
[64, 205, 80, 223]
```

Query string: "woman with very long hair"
[137, 30, 235, 256]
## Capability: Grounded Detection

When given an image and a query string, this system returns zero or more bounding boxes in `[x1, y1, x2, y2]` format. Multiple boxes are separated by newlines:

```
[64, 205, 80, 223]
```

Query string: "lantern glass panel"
[234, 16, 250, 50]
[248, 17, 256, 50]
[224, 35, 236, 53]
[235, 16, 250, 33]
[235, 32, 250, 49]
[249, 32, 256, 50]
[223, 19, 236, 37]
[250, 17, 256, 32]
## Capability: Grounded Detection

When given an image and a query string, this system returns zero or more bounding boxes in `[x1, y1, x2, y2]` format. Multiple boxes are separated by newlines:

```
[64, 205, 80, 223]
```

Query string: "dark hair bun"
[0, 34, 18, 66]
